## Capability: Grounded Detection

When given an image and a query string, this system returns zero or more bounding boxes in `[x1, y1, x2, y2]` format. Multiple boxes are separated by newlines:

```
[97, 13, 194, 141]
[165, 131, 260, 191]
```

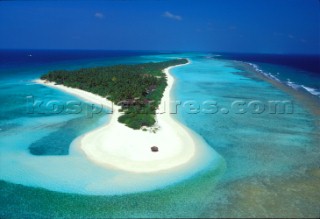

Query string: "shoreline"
[35, 60, 215, 173]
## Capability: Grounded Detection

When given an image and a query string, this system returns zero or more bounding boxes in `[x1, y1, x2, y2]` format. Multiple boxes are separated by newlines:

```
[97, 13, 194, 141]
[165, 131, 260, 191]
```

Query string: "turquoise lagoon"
[0, 51, 319, 217]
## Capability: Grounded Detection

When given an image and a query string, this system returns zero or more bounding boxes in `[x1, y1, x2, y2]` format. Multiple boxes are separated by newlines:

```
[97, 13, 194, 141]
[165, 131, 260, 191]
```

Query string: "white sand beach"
[35, 61, 212, 173]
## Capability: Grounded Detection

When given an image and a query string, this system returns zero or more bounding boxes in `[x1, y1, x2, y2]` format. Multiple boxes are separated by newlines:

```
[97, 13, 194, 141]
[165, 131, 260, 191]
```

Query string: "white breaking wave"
[248, 63, 280, 82]
[248, 63, 320, 98]
[287, 79, 320, 98]
[301, 85, 320, 97]
[286, 79, 300, 90]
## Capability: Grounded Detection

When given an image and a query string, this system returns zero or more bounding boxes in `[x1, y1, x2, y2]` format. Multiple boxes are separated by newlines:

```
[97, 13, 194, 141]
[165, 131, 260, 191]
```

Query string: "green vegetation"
[41, 59, 188, 129]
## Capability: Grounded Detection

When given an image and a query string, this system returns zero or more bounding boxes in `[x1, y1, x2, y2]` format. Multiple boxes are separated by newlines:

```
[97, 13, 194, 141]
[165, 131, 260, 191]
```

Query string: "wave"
[286, 79, 300, 90]
[286, 79, 320, 97]
[248, 63, 320, 98]
[301, 85, 320, 97]
[247, 63, 281, 82]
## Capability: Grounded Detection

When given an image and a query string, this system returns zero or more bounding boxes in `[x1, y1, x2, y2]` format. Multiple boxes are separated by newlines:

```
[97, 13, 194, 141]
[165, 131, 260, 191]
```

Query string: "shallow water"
[0, 53, 221, 197]
[171, 56, 320, 217]
[0, 52, 319, 217]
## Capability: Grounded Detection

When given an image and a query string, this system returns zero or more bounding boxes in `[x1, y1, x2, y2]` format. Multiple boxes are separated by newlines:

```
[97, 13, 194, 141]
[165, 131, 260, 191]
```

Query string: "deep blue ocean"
[0, 50, 319, 218]
[0, 50, 157, 68]
[217, 53, 320, 73]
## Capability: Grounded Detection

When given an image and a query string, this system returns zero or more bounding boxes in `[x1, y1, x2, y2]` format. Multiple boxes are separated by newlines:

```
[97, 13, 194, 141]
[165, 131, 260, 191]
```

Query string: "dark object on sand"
[151, 146, 158, 152]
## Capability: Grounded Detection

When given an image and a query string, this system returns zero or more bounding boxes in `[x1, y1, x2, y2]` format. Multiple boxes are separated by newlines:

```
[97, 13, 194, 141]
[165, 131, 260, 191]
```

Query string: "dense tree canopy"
[41, 59, 188, 129]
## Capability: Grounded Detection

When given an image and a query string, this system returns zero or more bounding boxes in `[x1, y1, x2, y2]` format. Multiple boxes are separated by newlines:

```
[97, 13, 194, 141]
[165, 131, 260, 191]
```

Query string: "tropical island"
[36, 59, 215, 173]
[40, 59, 188, 129]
